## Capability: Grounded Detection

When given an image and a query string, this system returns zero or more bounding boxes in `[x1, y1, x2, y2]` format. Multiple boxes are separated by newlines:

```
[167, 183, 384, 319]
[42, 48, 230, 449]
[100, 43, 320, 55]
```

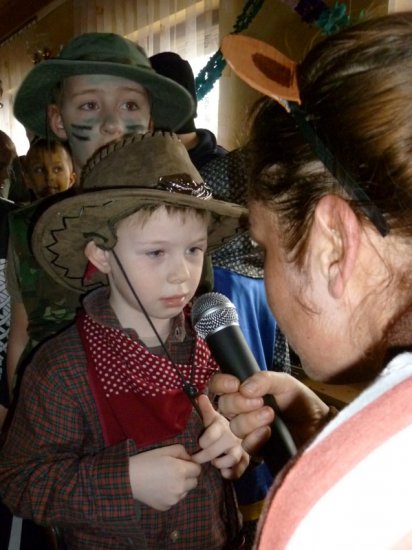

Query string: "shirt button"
[169, 530, 180, 543]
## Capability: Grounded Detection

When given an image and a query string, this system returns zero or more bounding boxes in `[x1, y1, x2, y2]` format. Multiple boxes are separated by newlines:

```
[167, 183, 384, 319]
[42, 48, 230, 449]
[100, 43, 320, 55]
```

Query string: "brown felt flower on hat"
[32, 131, 247, 293]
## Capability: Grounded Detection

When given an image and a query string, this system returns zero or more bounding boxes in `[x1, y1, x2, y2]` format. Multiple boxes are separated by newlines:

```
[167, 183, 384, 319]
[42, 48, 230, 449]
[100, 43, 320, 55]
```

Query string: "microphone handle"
[261, 394, 297, 476]
[207, 327, 297, 476]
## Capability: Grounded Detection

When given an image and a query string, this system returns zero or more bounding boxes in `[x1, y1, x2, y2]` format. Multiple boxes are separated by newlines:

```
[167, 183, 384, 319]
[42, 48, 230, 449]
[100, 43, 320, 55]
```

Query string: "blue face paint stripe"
[71, 124, 93, 130]
[125, 124, 147, 132]
[71, 133, 90, 141]
[70, 124, 93, 142]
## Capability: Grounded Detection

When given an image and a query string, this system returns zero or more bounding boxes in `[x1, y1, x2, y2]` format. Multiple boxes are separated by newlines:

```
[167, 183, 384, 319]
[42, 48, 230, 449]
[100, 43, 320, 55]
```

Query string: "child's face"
[105, 207, 208, 336]
[24, 146, 76, 198]
[48, 74, 152, 174]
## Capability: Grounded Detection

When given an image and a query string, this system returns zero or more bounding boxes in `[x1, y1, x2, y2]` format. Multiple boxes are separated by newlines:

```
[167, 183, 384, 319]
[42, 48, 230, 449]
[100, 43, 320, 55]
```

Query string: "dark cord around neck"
[111, 249, 202, 417]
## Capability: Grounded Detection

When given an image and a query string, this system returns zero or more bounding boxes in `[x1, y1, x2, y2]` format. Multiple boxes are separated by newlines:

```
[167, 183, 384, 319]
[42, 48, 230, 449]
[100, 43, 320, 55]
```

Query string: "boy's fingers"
[197, 393, 218, 428]
[157, 444, 192, 461]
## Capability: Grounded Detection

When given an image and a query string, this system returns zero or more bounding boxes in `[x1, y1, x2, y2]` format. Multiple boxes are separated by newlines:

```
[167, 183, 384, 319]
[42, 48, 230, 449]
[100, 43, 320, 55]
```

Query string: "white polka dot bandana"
[80, 312, 219, 446]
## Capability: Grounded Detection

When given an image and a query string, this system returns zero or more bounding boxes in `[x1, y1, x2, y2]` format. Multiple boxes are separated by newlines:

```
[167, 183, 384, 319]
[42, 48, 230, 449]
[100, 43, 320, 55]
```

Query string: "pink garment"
[256, 354, 412, 549]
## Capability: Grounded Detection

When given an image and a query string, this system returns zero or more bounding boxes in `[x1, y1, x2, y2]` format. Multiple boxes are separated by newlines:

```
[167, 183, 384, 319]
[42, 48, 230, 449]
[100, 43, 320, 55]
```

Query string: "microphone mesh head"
[191, 292, 239, 339]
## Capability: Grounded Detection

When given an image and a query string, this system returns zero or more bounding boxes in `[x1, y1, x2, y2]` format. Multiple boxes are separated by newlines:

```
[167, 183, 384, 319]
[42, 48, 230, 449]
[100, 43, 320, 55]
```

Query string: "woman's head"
[246, 14, 412, 381]
[249, 14, 412, 255]
[298, 12, 412, 238]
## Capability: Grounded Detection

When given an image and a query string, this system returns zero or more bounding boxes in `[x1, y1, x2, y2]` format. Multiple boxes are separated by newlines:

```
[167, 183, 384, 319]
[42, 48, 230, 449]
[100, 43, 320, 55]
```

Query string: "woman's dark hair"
[246, 13, 412, 264]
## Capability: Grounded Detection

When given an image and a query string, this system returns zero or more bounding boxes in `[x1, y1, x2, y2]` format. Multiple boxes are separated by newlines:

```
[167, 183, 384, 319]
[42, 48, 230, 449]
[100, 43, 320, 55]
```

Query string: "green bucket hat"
[32, 131, 247, 293]
[14, 33, 195, 138]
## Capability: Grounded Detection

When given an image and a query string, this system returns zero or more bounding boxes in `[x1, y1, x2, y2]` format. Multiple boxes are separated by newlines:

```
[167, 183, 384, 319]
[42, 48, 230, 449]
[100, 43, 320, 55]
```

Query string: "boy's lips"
[161, 295, 187, 307]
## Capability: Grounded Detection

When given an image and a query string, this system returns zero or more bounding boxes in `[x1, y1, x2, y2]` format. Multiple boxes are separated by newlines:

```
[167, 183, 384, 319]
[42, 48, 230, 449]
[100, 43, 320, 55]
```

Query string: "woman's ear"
[47, 104, 68, 140]
[84, 241, 111, 274]
[313, 195, 361, 299]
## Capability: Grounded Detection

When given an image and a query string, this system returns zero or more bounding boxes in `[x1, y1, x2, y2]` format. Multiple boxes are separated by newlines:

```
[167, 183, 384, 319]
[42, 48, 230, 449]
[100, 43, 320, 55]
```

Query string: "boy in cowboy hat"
[0, 131, 249, 549]
[6, 32, 195, 399]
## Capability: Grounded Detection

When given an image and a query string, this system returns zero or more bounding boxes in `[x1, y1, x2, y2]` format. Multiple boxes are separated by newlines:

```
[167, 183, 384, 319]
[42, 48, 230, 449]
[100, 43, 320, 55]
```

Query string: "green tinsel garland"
[195, 0, 265, 101]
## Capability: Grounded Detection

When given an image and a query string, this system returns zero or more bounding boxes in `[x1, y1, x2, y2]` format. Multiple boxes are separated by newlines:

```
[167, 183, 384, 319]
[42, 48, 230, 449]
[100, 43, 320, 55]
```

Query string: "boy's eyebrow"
[69, 86, 148, 98]
[136, 235, 208, 245]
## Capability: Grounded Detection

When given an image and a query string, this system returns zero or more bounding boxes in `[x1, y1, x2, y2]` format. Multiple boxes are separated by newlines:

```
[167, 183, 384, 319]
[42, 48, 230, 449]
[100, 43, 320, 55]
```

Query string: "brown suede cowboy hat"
[14, 33, 195, 138]
[32, 131, 247, 293]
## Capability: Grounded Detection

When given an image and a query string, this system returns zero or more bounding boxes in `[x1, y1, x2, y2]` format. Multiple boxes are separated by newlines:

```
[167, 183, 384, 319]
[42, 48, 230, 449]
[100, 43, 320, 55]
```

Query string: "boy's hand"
[129, 444, 201, 511]
[191, 394, 249, 479]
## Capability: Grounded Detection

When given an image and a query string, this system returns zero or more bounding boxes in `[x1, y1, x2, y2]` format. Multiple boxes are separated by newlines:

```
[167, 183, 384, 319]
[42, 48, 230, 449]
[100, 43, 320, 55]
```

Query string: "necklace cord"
[111, 249, 202, 417]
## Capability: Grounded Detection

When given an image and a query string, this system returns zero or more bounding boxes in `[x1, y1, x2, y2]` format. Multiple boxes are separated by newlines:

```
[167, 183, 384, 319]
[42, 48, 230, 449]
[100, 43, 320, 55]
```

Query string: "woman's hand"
[210, 371, 330, 453]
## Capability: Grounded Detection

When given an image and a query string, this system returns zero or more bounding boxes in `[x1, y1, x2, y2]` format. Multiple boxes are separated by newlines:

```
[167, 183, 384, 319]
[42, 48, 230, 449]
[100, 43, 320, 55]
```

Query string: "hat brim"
[14, 60, 195, 138]
[221, 35, 300, 106]
[32, 188, 247, 293]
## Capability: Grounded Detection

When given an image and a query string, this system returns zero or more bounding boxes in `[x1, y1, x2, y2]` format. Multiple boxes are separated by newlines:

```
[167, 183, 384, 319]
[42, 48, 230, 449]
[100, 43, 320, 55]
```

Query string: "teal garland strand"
[195, 0, 265, 100]
[315, 2, 363, 35]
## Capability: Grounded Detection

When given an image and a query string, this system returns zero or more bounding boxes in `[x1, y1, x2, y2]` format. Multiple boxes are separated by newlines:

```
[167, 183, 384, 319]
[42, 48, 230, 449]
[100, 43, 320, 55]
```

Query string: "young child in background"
[6, 31, 195, 402]
[15, 33, 193, 175]
[0, 198, 14, 430]
[0, 130, 19, 431]
[0, 131, 248, 549]
[22, 138, 76, 199]
[6, 139, 76, 396]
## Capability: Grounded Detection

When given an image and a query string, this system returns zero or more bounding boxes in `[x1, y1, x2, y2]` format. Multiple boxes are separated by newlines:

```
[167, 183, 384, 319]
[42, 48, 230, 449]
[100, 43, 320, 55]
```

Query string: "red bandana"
[77, 311, 218, 448]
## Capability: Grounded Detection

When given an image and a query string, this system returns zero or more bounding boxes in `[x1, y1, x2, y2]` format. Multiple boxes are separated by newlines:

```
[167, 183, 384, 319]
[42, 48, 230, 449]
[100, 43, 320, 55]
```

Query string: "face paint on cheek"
[124, 111, 151, 134]
[70, 123, 93, 142]
[126, 123, 149, 134]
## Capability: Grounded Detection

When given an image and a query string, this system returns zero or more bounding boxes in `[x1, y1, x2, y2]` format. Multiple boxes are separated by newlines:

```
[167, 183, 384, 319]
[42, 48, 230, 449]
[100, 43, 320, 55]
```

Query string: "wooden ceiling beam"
[0, 0, 53, 44]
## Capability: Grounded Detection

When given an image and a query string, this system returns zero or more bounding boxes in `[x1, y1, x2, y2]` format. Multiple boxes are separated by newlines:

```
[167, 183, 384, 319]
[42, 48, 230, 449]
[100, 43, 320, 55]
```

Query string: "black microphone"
[191, 291, 297, 476]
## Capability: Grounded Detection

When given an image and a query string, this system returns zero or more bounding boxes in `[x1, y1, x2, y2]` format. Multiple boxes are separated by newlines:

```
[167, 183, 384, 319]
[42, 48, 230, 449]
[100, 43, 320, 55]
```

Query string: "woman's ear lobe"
[48, 104, 68, 140]
[84, 241, 111, 274]
[314, 195, 361, 299]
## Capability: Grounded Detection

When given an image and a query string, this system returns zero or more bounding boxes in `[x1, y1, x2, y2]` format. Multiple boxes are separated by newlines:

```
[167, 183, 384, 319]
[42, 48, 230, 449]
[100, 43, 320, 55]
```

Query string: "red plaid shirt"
[0, 288, 240, 549]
